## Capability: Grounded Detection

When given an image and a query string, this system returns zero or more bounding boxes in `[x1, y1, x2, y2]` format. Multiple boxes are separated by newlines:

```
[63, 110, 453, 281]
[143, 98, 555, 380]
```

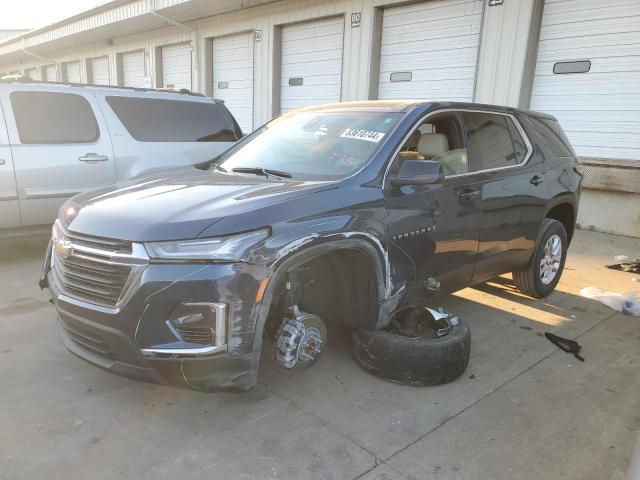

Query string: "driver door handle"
[79, 153, 109, 163]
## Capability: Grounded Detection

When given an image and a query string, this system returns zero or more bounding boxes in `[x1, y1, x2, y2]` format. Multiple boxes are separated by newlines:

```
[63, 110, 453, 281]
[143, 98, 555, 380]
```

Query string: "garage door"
[64, 62, 81, 83]
[377, 0, 483, 101]
[121, 50, 147, 88]
[212, 32, 254, 133]
[161, 42, 192, 90]
[530, 0, 640, 160]
[89, 56, 110, 85]
[24, 67, 41, 81]
[280, 16, 344, 113]
[44, 64, 57, 82]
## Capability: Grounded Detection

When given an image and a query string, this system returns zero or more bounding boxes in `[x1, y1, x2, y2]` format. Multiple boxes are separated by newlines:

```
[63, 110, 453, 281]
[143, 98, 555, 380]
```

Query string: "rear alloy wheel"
[513, 218, 568, 298]
[352, 308, 470, 386]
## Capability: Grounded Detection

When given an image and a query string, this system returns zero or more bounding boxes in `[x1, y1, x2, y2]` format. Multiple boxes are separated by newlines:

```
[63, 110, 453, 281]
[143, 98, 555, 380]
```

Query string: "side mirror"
[389, 160, 444, 187]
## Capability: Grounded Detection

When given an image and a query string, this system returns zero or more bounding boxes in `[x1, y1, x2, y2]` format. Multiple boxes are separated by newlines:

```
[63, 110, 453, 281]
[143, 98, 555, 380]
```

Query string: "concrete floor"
[0, 230, 639, 480]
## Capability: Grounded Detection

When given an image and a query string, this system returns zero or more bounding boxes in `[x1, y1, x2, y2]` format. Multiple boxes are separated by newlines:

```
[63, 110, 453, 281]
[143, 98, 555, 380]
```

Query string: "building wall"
[0, 0, 540, 124]
[1, 0, 638, 237]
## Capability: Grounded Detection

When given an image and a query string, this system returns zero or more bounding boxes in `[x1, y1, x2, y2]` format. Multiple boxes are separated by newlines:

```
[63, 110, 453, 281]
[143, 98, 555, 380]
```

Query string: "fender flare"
[250, 236, 391, 353]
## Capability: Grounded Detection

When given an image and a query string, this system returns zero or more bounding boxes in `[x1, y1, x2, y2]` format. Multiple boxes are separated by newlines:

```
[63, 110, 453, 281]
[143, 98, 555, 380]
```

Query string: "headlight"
[144, 228, 270, 261]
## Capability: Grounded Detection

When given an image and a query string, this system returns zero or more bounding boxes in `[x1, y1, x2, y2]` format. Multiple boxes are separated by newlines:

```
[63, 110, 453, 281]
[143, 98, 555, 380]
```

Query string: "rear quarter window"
[11, 91, 99, 144]
[528, 116, 574, 158]
[106, 96, 239, 142]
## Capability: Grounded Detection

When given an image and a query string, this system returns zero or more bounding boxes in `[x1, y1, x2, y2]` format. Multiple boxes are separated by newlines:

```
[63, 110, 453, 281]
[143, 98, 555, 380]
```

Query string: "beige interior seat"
[417, 133, 449, 159]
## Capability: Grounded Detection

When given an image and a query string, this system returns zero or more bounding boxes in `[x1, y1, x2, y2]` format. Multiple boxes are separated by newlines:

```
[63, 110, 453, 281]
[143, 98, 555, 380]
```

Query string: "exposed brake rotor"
[275, 306, 327, 369]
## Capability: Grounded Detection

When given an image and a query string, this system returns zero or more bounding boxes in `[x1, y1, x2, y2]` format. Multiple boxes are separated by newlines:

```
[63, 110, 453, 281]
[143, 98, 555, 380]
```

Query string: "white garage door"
[44, 64, 57, 82]
[24, 67, 41, 81]
[89, 56, 110, 85]
[64, 62, 81, 83]
[161, 42, 192, 90]
[280, 16, 344, 113]
[121, 50, 147, 88]
[212, 32, 254, 133]
[530, 0, 640, 160]
[378, 0, 483, 101]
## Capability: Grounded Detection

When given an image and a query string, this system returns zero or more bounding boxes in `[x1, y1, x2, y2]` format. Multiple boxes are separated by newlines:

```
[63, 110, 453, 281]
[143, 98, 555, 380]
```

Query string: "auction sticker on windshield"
[340, 129, 386, 142]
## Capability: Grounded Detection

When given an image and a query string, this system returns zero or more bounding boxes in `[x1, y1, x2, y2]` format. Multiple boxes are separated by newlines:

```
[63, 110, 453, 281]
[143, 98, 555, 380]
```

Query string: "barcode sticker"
[340, 129, 386, 143]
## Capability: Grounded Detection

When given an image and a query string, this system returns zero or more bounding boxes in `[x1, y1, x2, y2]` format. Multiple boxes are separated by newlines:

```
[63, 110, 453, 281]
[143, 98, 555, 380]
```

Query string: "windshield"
[215, 111, 403, 181]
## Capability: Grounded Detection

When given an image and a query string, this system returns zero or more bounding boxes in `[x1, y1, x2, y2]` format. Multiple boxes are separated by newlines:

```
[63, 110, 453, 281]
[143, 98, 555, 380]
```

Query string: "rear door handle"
[458, 189, 481, 201]
[79, 153, 109, 163]
[530, 174, 543, 186]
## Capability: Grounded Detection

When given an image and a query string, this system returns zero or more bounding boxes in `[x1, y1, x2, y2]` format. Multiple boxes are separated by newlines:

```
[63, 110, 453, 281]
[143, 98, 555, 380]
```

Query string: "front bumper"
[47, 257, 266, 391]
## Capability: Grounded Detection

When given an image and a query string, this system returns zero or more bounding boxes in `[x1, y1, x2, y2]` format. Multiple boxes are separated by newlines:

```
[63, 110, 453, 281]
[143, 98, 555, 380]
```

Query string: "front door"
[2, 88, 116, 226]
[384, 111, 482, 296]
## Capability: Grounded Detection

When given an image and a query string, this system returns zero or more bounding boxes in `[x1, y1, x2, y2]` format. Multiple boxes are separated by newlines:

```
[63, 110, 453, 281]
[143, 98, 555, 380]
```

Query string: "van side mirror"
[389, 160, 444, 187]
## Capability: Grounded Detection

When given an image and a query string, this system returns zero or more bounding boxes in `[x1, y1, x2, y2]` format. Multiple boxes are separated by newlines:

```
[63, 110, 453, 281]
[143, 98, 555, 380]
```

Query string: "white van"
[0, 78, 242, 233]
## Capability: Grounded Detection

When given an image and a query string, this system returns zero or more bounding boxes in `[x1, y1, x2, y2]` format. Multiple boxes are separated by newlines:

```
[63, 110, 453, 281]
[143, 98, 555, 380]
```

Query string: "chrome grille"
[63, 229, 132, 254]
[51, 223, 147, 309]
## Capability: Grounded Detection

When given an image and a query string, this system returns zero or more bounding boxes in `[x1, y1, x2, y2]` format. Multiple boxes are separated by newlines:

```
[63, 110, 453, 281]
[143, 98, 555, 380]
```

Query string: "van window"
[106, 96, 239, 142]
[11, 91, 99, 144]
[463, 112, 524, 172]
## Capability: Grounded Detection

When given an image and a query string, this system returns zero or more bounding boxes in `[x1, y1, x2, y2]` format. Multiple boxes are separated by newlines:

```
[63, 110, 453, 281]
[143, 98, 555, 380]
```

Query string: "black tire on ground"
[513, 218, 568, 299]
[352, 319, 471, 386]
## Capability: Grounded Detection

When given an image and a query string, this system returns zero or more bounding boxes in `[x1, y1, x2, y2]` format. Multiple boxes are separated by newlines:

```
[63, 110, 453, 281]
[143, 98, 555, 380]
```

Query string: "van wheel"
[352, 309, 470, 386]
[513, 219, 568, 298]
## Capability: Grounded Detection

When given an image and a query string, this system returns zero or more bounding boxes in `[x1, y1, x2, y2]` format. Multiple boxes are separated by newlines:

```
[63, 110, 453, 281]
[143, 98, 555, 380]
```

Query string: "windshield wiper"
[232, 167, 292, 179]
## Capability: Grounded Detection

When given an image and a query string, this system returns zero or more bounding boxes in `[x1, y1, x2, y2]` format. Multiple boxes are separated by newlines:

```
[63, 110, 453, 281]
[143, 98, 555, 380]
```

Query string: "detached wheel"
[352, 309, 470, 386]
[513, 218, 568, 298]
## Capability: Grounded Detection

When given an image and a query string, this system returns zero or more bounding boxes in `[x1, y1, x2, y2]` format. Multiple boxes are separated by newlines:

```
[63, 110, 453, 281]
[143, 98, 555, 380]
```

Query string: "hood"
[64, 167, 337, 241]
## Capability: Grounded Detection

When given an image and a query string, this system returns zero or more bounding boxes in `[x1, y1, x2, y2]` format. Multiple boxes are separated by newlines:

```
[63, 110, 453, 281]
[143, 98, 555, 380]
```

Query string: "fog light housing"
[171, 303, 226, 346]
[141, 302, 228, 357]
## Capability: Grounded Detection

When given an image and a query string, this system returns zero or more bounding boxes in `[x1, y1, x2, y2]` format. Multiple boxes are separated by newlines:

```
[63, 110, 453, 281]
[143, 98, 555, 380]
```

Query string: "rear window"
[11, 91, 99, 144]
[106, 96, 239, 142]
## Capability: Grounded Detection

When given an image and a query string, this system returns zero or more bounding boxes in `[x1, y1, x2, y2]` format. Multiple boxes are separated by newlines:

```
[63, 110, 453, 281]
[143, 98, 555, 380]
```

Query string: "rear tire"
[513, 218, 568, 298]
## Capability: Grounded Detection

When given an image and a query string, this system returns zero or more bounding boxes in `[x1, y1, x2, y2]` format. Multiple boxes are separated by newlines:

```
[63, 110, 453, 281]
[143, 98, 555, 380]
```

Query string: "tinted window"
[528, 116, 574, 157]
[106, 96, 239, 142]
[11, 91, 99, 144]
[506, 117, 528, 164]
[464, 112, 519, 172]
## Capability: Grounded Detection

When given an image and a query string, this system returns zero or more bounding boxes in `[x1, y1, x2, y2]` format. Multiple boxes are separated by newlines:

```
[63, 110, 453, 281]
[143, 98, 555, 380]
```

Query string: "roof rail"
[0, 75, 204, 96]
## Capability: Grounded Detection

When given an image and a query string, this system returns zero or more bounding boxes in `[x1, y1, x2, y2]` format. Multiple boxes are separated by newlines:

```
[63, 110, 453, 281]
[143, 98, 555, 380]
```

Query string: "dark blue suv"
[41, 101, 582, 391]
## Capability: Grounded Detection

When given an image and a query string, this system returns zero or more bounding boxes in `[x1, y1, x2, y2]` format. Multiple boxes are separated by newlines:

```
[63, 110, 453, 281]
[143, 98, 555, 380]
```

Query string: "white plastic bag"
[580, 286, 640, 317]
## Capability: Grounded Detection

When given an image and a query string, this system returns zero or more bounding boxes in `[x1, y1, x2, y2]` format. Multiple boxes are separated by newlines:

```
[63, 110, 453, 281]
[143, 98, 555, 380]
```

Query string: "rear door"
[460, 111, 542, 282]
[2, 87, 116, 226]
[98, 93, 240, 179]
[0, 96, 19, 228]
